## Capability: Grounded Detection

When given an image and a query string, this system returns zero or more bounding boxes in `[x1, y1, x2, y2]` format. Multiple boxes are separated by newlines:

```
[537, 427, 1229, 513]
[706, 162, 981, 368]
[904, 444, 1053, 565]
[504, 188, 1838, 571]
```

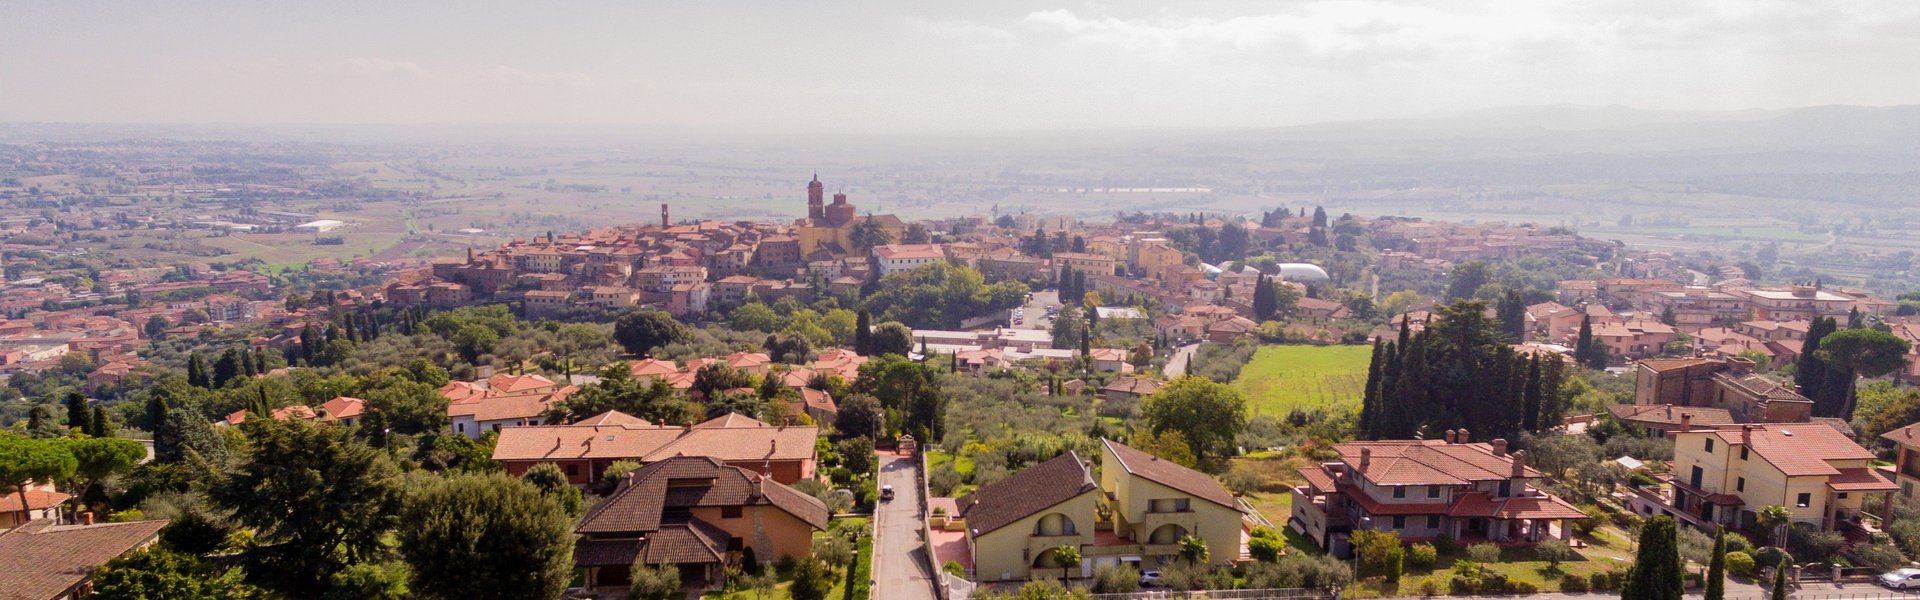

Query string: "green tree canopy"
[1140, 376, 1247, 463]
[0, 433, 78, 516]
[613, 309, 688, 356]
[211, 419, 403, 593]
[398, 472, 575, 600]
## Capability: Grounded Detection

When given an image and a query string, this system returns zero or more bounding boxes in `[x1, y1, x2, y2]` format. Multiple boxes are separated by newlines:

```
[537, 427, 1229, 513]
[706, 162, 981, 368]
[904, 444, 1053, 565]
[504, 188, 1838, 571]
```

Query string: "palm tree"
[1178, 535, 1210, 566]
[1051, 545, 1081, 580]
[1757, 505, 1793, 548]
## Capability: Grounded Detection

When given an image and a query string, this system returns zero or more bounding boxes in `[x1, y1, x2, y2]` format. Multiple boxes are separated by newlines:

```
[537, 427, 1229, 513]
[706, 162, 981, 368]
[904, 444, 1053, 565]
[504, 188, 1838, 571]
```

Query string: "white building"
[294, 219, 347, 232]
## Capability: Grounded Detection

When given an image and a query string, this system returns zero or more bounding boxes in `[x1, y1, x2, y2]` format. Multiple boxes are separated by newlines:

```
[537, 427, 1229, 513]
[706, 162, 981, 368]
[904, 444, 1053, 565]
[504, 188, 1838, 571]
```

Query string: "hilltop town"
[4, 160, 1920, 600]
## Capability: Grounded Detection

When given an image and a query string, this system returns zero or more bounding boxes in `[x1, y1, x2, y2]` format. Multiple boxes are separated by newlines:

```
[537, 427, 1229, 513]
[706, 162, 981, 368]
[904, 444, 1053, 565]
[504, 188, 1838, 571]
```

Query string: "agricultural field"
[1231, 344, 1373, 418]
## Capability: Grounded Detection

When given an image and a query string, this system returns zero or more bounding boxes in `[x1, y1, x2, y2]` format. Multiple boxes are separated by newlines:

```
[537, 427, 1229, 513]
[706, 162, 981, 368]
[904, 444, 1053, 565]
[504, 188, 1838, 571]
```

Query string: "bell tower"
[807, 174, 825, 221]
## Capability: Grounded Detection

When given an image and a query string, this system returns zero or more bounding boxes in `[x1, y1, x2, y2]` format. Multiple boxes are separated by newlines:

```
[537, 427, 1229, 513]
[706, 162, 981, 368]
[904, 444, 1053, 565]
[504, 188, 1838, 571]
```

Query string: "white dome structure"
[1275, 263, 1330, 281]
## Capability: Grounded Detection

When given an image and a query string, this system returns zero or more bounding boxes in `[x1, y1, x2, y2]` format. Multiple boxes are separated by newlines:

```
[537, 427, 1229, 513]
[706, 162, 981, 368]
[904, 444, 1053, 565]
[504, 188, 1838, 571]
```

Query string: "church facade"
[795, 175, 906, 260]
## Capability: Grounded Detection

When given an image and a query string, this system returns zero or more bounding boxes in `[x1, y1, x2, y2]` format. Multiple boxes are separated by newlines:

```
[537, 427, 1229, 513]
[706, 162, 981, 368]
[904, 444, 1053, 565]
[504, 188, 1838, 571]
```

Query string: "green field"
[1231, 345, 1373, 417]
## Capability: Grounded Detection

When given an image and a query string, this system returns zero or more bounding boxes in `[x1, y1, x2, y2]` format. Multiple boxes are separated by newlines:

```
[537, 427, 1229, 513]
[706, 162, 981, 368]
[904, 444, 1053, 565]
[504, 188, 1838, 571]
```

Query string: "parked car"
[1881, 568, 1920, 589]
[879, 485, 895, 502]
[1139, 570, 1163, 587]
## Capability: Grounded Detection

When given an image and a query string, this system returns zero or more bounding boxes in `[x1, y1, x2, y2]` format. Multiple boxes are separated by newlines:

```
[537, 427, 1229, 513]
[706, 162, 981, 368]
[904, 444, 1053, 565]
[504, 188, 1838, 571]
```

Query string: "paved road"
[873, 453, 938, 600]
[1164, 342, 1200, 377]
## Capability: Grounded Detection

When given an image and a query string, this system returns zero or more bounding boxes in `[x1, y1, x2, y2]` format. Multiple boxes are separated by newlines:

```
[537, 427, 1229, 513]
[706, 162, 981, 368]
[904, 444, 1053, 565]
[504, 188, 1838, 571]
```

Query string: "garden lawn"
[1346, 541, 1626, 598]
[701, 517, 871, 600]
[1230, 345, 1374, 417]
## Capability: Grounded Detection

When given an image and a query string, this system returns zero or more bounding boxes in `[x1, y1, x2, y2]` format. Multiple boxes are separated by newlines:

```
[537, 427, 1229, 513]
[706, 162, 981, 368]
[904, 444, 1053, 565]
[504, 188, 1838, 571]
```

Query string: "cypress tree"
[90, 405, 113, 438]
[1622, 516, 1684, 600]
[65, 391, 91, 432]
[1522, 354, 1544, 432]
[1360, 339, 1385, 438]
[855, 310, 873, 355]
[1769, 561, 1788, 600]
[1704, 528, 1726, 600]
[187, 353, 209, 388]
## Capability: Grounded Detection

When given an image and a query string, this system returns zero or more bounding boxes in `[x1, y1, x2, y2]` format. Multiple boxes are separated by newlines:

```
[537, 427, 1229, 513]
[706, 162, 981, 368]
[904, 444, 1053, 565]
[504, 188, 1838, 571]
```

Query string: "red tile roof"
[1333, 440, 1539, 486]
[0, 519, 167, 600]
[1102, 439, 1235, 509]
[957, 452, 1097, 537]
[491, 413, 817, 464]
[1828, 467, 1898, 492]
[1700, 424, 1875, 477]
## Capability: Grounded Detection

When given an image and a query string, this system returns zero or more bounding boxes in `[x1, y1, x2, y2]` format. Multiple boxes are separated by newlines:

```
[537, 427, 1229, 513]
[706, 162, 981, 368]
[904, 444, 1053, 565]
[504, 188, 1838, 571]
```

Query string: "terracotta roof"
[1101, 439, 1235, 509]
[1606, 404, 1736, 427]
[957, 452, 1097, 536]
[639, 518, 732, 565]
[575, 456, 828, 536]
[491, 414, 816, 464]
[629, 358, 679, 377]
[487, 373, 557, 394]
[1699, 424, 1875, 477]
[1295, 466, 1337, 492]
[797, 388, 837, 414]
[0, 519, 167, 600]
[1880, 422, 1920, 448]
[1638, 358, 1717, 372]
[0, 489, 71, 513]
[1102, 377, 1163, 395]
[1333, 440, 1540, 486]
[319, 396, 366, 421]
[1828, 467, 1898, 492]
[575, 410, 650, 427]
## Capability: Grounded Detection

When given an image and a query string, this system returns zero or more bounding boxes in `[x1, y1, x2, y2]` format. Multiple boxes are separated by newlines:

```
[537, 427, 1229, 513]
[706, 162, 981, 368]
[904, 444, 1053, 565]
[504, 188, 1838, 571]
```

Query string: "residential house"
[1632, 357, 1814, 425]
[0, 483, 69, 529]
[572, 456, 828, 593]
[1290, 433, 1585, 557]
[1661, 423, 1891, 532]
[872, 244, 947, 276]
[1102, 377, 1163, 405]
[951, 439, 1245, 582]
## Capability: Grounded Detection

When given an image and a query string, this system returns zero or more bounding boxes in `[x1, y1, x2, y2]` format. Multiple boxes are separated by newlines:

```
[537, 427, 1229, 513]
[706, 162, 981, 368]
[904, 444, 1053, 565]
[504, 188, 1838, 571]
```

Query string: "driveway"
[1012, 289, 1060, 331]
[873, 453, 938, 600]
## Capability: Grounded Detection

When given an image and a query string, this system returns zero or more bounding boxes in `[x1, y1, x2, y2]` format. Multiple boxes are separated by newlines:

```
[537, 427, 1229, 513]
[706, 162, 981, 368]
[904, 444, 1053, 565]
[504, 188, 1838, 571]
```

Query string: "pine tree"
[1496, 289, 1527, 340]
[1253, 275, 1274, 320]
[1704, 528, 1726, 600]
[1622, 516, 1684, 600]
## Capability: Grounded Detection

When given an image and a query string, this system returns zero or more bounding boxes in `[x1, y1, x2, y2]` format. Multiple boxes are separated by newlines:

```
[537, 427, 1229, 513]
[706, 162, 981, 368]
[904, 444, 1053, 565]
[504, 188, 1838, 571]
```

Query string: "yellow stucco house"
[1666, 423, 1892, 531]
[951, 439, 1243, 582]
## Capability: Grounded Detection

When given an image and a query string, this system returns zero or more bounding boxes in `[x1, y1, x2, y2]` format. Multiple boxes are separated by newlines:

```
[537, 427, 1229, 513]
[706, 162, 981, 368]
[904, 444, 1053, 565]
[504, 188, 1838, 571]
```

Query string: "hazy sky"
[3, 0, 1917, 133]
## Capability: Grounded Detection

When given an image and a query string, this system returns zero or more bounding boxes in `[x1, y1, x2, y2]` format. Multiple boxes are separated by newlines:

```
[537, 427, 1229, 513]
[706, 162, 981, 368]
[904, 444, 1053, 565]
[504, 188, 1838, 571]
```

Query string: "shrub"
[1571, 505, 1605, 536]
[1787, 526, 1845, 564]
[1685, 570, 1704, 588]
[1589, 570, 1619, 591]
[1382, 543, 1405, 583]
[1628, 471, 1661, 488]
[1725, 551, 1756, 577]
[1465, 542, 1501, 565]
[1723, 533, 1755, 556]
[1432, 534, 1458, 555]
[1418, 576, 1443, 596]
[1249, 536, 1283, 562]
[1852, 543, 1907, 571]
[1753, 547, 1792, 569]
[1560, 573, 1590, 592]
[1090, 563, 1139, 594]
[1448, 576, 1478, 596]
[1407, 542, 1438, 569]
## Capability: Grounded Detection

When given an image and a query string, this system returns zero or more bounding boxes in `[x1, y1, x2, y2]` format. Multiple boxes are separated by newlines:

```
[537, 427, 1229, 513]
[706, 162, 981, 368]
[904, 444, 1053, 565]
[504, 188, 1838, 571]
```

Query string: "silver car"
[1882, 568, 1920, 589]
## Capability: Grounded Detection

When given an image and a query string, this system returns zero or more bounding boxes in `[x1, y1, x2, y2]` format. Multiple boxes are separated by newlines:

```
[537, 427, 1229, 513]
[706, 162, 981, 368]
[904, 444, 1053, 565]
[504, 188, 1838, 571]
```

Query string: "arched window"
[1034, 513, 1078, 536]
[1149, 523, 1188, 545]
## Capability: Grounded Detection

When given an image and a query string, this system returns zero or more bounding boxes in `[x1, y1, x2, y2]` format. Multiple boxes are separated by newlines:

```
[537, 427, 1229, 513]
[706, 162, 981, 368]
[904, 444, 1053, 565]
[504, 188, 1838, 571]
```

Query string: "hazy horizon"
[5, 1, 1918, 135]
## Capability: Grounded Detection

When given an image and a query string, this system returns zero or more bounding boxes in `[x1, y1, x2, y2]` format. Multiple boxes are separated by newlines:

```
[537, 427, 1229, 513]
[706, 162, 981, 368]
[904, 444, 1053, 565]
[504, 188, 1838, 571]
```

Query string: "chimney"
[1491, 439, 1509, 455]
[1743, 424, 1754, 445]
[1457, 428, 1470, 443]
[1511, 450, 1526, 478]
[751, 472, 765, 497]
[661, 203, 670, 228]
[1444, 429, 1458, 444]
[81, 512, 95, 525]
[1360, 447, 1372, 471]
[769, 439, 778, 455]
[1680, 413, 1692, 431]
